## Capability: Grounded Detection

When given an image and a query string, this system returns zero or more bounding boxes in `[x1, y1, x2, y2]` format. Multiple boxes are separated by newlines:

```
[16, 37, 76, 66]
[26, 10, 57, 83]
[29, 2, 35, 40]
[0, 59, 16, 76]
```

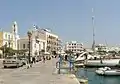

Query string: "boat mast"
[92, 8, 95, 53]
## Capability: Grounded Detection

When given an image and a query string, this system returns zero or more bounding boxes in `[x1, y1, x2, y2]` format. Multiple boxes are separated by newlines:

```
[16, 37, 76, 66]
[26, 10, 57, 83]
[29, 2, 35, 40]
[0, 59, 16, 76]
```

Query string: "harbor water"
[76, 68, 120, 84]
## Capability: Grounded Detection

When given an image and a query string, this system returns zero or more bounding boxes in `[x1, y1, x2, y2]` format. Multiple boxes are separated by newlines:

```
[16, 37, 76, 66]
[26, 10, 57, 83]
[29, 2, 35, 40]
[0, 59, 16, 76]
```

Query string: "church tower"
[12, 21, 18, 34]
[12, 21, 18, 50]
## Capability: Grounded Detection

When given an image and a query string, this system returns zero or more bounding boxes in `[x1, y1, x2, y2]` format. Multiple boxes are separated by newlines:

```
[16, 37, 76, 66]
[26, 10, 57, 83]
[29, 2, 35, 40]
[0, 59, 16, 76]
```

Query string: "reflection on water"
[76, 68, 120, 84]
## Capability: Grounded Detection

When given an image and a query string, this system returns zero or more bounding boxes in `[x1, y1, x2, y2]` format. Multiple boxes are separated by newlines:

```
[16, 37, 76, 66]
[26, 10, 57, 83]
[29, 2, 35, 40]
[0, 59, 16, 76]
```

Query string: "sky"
[0, 0, 120, 47]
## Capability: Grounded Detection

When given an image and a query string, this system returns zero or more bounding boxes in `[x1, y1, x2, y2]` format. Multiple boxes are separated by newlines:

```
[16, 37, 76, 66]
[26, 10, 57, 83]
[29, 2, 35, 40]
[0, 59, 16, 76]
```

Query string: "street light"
[27, 31, 32, 65]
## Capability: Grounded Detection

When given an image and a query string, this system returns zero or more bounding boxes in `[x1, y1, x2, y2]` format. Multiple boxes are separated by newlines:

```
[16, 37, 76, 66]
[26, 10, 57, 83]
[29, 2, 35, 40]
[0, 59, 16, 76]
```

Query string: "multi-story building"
[41, 28, 59, 54]
[0, 21, 19, 54]
[18, 26, 46, 56]
[95, 44, 108, 52]
[65, 41, 83, 53]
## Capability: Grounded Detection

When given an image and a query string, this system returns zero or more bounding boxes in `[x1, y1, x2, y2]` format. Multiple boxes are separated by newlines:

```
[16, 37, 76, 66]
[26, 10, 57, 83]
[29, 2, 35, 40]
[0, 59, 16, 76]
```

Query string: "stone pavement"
[0, 58, 80, 84]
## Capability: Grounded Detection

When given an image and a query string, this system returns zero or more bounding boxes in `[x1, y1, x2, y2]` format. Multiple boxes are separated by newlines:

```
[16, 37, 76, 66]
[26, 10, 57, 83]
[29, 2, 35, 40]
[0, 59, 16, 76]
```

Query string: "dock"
[55, 60, 80, 84]
[0, 58, 80, 84]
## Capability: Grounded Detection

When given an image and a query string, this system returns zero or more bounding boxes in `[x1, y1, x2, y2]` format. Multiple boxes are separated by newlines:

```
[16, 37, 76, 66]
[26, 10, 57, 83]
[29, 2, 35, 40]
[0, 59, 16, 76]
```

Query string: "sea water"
[76, 68, 120, 84]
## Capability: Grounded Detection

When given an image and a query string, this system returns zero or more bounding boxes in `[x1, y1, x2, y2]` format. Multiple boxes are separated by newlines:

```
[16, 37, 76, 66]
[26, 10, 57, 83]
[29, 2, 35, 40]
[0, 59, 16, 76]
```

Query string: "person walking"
[32, 57, 36, 64]
[43, 56, 45, 63]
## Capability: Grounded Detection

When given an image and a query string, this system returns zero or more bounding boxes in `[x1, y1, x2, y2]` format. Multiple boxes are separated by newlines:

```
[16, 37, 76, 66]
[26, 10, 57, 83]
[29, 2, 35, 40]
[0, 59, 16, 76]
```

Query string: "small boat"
[95, 67, 120, 76]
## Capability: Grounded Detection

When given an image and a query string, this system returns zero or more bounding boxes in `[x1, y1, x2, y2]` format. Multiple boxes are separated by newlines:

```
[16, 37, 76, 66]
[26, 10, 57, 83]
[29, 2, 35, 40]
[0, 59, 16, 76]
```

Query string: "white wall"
[18, 37, 46, 56]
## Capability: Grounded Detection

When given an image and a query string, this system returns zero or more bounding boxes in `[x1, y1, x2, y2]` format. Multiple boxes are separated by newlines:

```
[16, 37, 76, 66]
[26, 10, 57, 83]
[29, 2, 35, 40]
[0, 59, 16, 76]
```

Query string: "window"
[23, 44, 25, 49]
[5, 34, 7, 39]
[34, 44, 36, 48]
[8, 35, 10, 40]
[27, 44, 29, 48]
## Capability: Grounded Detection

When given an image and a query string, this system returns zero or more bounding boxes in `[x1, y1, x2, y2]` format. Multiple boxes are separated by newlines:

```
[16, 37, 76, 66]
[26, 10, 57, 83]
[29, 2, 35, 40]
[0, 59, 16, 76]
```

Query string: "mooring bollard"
[58, 61, 60, 74]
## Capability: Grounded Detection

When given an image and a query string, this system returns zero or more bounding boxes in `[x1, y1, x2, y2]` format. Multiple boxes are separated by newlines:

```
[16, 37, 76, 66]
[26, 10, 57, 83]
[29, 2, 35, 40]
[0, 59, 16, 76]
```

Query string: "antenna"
[105, 40, 108, 46]
[92, 8, 95, 52]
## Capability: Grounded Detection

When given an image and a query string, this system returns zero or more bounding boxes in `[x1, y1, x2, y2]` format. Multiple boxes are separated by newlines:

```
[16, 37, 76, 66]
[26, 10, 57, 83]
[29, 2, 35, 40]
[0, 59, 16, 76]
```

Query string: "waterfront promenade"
[0, 58, 79, 84]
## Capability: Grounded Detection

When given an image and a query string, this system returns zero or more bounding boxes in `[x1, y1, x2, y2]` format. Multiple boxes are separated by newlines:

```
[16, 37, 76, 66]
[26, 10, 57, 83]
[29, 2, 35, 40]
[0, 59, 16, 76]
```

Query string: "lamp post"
[27, 31, 32, 66]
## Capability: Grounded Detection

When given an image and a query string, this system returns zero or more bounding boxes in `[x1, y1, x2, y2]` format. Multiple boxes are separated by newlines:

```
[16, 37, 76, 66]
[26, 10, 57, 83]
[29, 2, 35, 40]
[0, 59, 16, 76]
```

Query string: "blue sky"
[0, 0, 120, 47]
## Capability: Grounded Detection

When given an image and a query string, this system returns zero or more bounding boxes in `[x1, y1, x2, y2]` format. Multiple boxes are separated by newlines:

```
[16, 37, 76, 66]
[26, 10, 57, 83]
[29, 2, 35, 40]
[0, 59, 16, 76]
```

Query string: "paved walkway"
[0, 58, 80, 84]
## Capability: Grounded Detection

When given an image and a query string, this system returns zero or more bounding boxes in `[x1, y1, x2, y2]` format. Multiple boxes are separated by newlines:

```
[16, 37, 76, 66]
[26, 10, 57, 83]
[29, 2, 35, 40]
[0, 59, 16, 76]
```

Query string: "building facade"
[18, 27, 46, 56]
[0, 21, 19, 52]
[42, 29, 58, 54]
[18, 25, 60, 56]
[65, 41, 83, 53]
[95, 44, 108, 52]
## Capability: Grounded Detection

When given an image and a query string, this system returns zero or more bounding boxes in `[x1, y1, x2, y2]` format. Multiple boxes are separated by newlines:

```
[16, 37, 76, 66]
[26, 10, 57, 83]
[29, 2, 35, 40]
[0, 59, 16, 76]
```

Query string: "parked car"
[3, 56, 23, 68]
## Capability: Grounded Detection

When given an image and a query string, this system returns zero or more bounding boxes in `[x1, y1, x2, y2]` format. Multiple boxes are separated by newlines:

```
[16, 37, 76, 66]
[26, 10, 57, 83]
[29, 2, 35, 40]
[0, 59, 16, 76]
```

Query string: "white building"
[95, 44, 108, 52]
[65, 41, 83, 53]
[109, 46, 120, 52]
[18, 25, 59, 56]
[18, 37, 39, 56]
[0, 21, 19, 50]
[18, 27, 46, 56]
[40, 28, 59, 54]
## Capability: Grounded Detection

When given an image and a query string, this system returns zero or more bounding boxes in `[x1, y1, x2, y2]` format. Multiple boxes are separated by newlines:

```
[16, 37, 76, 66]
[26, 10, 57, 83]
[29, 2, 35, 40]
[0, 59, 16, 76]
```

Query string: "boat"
[84, 59, 120, 67]
[75, 52, 120, 67]
[75, 52, 100, 61]
[95, 67, 120, 76]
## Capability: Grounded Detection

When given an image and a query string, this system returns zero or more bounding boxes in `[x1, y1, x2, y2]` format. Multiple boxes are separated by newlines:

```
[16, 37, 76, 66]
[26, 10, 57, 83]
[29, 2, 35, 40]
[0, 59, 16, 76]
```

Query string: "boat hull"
[84, 59, 120, 67]
[96, 70, 120, 76]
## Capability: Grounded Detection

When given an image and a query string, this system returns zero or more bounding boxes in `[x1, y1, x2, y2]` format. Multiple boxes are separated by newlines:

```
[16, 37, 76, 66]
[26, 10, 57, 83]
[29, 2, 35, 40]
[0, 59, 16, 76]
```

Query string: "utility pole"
[92, 8, 95, 53]
[27, 31, 32, 68]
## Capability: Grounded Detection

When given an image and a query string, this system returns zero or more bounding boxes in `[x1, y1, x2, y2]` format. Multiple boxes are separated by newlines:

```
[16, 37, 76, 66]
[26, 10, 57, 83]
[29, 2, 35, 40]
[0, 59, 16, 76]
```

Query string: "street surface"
[0, 59, 79, 84]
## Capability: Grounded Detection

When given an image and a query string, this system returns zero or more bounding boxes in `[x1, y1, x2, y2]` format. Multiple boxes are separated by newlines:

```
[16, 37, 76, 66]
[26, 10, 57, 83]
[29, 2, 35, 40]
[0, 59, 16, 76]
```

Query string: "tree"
[15, 49, 28, 55]
[0, 46, 15, 57]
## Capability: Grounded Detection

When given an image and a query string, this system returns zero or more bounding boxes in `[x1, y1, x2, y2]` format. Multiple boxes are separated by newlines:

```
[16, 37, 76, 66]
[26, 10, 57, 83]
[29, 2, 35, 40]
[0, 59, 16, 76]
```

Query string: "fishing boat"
[95, 67, 120, 76]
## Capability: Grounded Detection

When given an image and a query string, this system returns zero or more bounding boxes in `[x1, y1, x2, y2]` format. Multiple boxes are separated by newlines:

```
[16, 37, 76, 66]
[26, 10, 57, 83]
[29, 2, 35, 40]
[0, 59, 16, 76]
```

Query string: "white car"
[3, 56, 23, 68]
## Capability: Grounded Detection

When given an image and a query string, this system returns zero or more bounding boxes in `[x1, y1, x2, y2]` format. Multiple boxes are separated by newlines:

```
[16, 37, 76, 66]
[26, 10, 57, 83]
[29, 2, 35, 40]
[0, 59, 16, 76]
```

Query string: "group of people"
[42, 55, 57, 63]
[30, 55, 58, 64]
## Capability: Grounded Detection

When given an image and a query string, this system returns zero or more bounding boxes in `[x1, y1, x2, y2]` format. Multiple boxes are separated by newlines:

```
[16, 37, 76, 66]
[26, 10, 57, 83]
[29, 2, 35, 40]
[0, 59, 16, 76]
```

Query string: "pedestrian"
[65, 55, 68, 61]
[43, 56, 45, 63]
[32, 57, 35, 63]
